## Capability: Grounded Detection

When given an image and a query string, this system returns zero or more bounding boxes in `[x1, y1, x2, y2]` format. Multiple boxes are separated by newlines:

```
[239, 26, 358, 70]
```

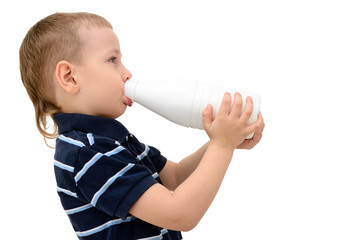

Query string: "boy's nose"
[122, 67, 132, 82]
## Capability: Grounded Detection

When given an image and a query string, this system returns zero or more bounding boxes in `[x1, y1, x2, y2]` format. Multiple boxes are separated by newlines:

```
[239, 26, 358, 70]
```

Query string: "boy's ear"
[55, 60, 79, 95]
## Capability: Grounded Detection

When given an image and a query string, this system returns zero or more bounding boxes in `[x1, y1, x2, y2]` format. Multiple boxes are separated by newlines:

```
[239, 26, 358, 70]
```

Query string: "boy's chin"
[114, 107, 127, 118]
[98, 108, 126, 119]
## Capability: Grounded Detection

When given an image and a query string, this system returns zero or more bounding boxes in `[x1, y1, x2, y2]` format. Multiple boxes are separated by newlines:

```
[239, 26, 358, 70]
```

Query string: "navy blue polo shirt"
[53, 113, 182, 240]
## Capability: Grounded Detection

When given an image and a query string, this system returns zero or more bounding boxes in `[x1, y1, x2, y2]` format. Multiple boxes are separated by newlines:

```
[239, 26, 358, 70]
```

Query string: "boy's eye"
[108, 57, 117, 63]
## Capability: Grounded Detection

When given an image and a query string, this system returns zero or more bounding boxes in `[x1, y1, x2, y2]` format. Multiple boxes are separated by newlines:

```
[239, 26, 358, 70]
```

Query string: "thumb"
[202, 104, 213, 130]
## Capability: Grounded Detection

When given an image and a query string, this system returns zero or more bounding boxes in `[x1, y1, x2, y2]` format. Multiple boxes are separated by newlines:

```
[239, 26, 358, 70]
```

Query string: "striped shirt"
[53, 113, 182, 240]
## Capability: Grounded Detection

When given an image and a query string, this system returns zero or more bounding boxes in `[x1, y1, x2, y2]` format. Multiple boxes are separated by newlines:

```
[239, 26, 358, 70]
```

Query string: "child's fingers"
[245, 112, 264, 137]
[230, 92, 243, 118]
[216, 92, 232, 117]
[250, 115, 264, 142]
[202, 104, 214, 130]
[258, 112, 265, 131]
[240, 96, 253, 123]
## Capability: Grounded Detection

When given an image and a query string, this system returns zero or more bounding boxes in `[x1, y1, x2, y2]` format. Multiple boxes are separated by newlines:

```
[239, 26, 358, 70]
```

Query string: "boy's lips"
[126, 96, 133, 107]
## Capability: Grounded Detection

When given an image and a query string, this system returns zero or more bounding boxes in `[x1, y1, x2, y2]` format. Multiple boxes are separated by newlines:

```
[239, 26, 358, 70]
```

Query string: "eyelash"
[109, 56, 117, 63]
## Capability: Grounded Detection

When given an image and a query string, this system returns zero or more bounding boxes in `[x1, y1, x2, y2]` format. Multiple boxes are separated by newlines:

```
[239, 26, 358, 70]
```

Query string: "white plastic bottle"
[125, 79, 261, 139]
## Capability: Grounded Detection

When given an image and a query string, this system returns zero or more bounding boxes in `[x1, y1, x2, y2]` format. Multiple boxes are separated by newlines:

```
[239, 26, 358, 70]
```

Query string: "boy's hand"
[202, 92, 259, 150]
[236, 112, 265, 149]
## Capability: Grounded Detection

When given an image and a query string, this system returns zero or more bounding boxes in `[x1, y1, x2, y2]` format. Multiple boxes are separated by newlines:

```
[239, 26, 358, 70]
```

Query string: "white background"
[1, 0, 361, 239]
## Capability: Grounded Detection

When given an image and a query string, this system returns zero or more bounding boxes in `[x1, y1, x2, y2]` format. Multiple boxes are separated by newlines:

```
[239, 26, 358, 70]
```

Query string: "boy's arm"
[159, 141, 210, 191]
[160, 112, 264, 191]
[129, 93, 264, 231]
[130, 142, 233, 231]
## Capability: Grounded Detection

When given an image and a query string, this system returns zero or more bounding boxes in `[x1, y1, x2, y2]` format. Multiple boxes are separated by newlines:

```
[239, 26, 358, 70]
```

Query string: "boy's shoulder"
[53, 113, 132, 163]
[54, 113, 130, 145]
[57, 130, 115, 148]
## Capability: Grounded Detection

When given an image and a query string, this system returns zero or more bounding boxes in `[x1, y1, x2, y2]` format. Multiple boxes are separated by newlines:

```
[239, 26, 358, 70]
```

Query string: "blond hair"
[19, 12, 112, 140]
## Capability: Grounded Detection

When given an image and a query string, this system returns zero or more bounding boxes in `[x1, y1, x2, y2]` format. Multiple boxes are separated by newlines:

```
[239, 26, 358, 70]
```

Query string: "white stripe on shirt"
[65, 203, 93, 215]
[138, 229, 169, 240]
[76, 216, 135, 237]
[105, 145, 125, 156]
[57, 186, 77, 198]
[54, 159, 74, 172]
[87, 133, 95, 145]
[75, 146, 126, 183]
[75, 153, 103, 182]
[137, 144, 149, 161]
[58, 135, 85, 147]
[91, 163, 135, 206]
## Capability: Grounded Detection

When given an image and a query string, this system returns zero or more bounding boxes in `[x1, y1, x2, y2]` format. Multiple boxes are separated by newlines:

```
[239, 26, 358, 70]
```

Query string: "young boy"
[20, 12, 264, 240]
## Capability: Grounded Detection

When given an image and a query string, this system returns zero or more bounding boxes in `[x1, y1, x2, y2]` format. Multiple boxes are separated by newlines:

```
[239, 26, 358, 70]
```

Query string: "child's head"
[20, 12, 132, 139]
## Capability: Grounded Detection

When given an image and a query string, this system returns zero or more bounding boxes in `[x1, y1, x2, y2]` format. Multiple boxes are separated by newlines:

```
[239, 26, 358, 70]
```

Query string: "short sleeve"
[127, 134, 167, 174]
[146, 145, 167, 173]
[74, 141, 158, 219]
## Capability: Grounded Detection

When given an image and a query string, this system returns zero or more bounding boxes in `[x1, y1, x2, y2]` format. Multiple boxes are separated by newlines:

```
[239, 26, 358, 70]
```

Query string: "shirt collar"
[53, 113, 129, 142]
